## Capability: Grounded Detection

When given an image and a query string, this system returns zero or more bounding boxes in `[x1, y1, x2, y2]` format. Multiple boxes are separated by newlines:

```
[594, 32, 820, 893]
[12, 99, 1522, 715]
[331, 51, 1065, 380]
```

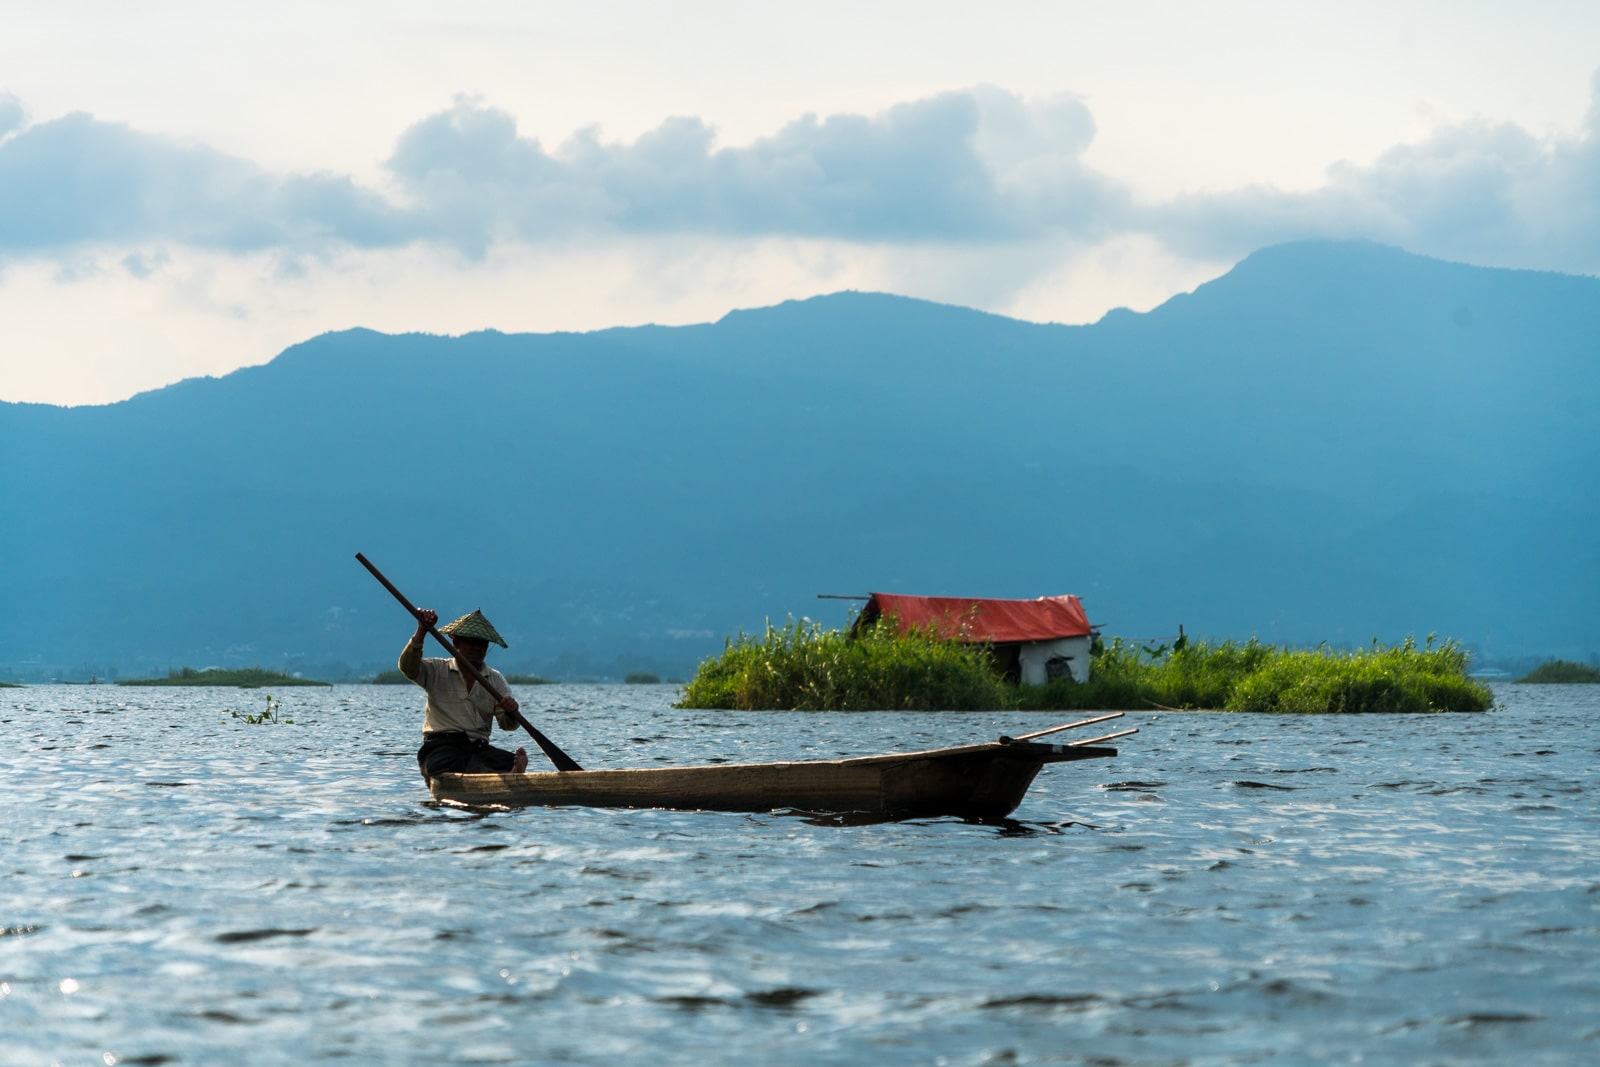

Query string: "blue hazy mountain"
[2, 240, 1595, 680]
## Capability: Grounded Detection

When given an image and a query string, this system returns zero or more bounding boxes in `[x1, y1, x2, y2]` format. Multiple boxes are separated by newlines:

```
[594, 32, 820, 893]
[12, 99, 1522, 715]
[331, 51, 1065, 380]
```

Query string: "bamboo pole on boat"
[1001, 712, 1124, 744]
[1065, 727, 1140, 747]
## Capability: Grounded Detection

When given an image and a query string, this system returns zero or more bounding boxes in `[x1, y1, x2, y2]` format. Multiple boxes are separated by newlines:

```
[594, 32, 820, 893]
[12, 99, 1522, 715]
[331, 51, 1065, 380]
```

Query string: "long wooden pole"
[1064, 727, 1139, 747]
[356, 552, 582, 772]
[1000, 712, 1124, 744]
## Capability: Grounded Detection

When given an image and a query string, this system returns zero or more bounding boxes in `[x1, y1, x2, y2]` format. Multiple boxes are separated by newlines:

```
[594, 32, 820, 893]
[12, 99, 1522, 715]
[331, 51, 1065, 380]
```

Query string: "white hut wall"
[1017, 636, 1092, 685]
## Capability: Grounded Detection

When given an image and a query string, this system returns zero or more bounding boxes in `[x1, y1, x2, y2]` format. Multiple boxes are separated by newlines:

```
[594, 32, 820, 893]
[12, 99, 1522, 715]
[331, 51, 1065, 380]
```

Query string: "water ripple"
[1, 682, 1596, 1065]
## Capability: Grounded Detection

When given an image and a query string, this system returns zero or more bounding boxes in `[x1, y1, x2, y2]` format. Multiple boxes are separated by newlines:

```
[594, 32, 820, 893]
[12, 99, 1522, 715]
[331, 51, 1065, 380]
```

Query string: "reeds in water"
[677, 617, 1008, 710]
[1033, 634, 1492, 713]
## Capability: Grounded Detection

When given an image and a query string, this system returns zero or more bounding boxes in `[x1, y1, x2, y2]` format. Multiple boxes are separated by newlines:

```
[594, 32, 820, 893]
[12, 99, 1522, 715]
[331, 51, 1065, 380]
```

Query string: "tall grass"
[677, 617, 1009, 710]
[679, 624, 1493, 713]
[1011, 637, 1269, 710]
[1224, 636, 1488, 713]
[1017, 635, 1489, 713]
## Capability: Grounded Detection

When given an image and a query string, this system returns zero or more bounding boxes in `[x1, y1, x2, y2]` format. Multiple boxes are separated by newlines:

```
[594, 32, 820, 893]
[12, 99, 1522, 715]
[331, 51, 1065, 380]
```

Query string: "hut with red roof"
[853, 592, 1096, 685]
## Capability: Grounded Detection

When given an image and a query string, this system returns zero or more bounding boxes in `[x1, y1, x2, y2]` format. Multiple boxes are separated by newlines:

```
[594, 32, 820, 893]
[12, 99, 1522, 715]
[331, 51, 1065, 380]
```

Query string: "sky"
[2, 1, 1598, 405]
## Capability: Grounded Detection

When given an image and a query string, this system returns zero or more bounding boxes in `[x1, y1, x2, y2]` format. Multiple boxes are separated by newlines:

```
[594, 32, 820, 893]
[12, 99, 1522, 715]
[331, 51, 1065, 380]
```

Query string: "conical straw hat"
[440, 609, 507, 648]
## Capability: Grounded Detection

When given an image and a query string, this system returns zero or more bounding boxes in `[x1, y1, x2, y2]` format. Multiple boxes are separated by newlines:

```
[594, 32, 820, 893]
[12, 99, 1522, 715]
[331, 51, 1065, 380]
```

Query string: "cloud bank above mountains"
[1, 70, 1597, 405]
[3, 77, 1597, 271]
[385, 88, 1120, 247]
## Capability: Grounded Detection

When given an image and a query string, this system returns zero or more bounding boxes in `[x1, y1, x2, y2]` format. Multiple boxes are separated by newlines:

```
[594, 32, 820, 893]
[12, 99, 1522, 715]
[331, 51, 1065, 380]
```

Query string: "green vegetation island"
[1516, 660, 1600, 683]
[677, 620, 1494, 713]
[118, 667, 331, 688]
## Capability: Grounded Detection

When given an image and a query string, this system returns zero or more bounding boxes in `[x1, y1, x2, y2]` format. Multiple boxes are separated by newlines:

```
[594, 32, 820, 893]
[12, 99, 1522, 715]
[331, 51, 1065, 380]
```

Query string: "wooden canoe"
[427, 715, 1135, 819]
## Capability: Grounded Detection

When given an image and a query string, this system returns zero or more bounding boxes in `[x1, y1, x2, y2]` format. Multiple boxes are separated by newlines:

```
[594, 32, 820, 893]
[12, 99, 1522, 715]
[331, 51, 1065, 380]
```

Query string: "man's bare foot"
[512, 747, 528, 773]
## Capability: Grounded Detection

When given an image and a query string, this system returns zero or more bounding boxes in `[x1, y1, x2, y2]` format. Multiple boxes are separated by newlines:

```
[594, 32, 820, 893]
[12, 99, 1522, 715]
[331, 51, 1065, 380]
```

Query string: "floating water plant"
[223, 693, 294, 725]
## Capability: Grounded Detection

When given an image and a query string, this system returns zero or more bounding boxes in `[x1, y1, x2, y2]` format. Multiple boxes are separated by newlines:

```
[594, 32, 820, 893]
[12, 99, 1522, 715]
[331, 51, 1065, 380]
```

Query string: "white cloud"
[0, 112, 407, 257]
[8, 77, 1598, 275]
[1, 88, 1126, 259]
[1147, 71, 1600, 275]
[382, 89, 1118, 245]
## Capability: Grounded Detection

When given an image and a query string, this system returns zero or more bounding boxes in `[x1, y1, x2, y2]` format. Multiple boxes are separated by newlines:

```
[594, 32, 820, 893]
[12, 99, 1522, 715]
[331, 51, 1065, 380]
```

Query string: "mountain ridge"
[2, 239, 1594, 680]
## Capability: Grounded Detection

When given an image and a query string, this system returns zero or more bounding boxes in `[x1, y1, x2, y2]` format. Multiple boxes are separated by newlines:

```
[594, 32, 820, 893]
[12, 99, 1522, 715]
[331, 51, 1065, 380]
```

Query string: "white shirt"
[401, 644, 515, 740]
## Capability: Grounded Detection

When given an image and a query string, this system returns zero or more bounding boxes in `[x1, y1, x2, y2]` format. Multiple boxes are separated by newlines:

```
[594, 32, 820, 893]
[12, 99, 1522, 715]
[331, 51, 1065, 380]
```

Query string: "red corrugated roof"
[859, 593, 1092, 643]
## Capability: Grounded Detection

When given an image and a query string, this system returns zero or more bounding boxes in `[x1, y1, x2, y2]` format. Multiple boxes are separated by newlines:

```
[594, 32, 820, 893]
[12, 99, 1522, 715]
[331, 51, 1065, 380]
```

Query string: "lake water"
[2, 682, 1596, 1066]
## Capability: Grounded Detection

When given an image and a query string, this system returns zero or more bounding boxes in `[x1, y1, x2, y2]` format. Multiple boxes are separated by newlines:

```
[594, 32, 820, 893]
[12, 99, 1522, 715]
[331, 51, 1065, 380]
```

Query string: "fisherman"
[401, 608, 529, 781]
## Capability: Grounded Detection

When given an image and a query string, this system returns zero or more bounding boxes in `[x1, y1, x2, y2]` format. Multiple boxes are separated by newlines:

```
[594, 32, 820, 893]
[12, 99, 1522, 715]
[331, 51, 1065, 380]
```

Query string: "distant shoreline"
[117, 667, 330, 688]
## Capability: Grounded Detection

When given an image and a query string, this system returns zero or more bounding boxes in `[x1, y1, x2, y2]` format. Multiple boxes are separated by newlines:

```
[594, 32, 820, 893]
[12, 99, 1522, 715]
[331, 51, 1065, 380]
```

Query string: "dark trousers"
[417, 731, 517, 781]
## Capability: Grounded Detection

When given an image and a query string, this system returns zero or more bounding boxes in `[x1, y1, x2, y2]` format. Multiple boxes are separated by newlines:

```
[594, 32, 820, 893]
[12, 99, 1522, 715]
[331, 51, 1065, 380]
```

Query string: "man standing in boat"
[401, 608, 529, 780]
